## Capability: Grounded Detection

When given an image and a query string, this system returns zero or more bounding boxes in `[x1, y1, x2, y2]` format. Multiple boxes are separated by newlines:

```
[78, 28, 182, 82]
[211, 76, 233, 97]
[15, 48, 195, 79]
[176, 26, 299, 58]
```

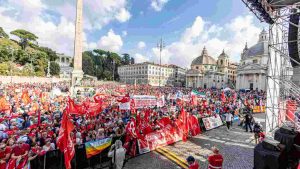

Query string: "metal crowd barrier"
[30, 135, 125, 169]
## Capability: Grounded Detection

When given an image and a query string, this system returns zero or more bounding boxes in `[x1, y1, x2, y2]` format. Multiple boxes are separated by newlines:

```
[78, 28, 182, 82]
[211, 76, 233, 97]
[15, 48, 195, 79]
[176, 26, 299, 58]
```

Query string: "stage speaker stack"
[262, 138, 281, 151]
[254, 138, 284, 169]
[288, 9, 300, 86]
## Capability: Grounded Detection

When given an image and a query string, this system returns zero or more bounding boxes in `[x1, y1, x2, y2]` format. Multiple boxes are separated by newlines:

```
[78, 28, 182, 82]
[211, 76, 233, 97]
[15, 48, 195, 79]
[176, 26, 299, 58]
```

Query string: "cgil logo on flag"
[85, 138, 112, 158]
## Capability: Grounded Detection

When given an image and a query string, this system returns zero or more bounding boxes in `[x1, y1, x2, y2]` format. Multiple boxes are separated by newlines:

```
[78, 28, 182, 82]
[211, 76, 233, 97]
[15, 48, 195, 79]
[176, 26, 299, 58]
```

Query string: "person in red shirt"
[0, 143, 12, 169]
[186, 156, 200, 169]
[208, 147, 223, 169]
[8, 139, 30, 169]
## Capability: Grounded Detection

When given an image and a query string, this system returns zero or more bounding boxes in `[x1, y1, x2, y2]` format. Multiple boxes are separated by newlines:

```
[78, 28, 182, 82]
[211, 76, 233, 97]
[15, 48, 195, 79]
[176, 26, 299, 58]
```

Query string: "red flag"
[191, 95, 197, 106]
[57, 108, 75, 169]
[179, 108, 188, 142]
[125, 117, 138, 138]
[0, 96, 9, 112]
[117, 94, 130, 103]
[221, 91, 226, 102]
[85, 102, 102, 117]
[21, 90, 31, 105]
[124, 117, 138, 157]
[130, 99, 136, 114]
[68, 98, 85, 115]
[188, 115, 201, 136]
[93, 94, 103, 104]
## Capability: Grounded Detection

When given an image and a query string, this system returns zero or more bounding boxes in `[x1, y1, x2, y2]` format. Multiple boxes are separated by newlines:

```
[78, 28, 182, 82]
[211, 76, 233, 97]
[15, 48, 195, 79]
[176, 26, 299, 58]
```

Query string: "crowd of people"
[0, 81, 268, 169]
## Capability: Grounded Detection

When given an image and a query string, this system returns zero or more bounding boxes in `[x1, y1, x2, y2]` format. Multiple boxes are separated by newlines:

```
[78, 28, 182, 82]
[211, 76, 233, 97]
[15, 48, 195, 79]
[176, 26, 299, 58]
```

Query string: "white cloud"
[0, 3, 75, 56]
[151, 15, 263, 67]
[134, 53, 149, 63]
[43, 0, 131, 30]
[115, 8, 131, 23]
[0, 0, 131, 56]
[98, 29, 123, 52]
[181, 16, 205, 43]
[151, 0, 169, 12]
[137, 41, 146, 49]
[122, 31, 127, 37]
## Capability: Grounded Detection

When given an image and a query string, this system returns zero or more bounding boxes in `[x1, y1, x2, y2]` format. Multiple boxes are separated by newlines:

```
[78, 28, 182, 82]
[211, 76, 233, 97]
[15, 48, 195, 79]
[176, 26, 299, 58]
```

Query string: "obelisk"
[71, 0, 84, 87]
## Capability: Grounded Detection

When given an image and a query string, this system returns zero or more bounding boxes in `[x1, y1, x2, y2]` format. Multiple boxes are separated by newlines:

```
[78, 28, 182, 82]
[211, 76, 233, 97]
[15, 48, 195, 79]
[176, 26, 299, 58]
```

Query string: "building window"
[196, 66, 199, 69]
[220, 60, 223, 65]
[253, 59, 258, 64]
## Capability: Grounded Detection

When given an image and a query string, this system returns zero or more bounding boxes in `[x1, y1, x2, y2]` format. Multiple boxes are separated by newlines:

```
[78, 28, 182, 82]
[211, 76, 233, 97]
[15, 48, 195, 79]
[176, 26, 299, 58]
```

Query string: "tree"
[82, 51, 95, 76]
[10, 29, 38, 50]
[130, 57, 135, 64]
[39, 47, 58, 61]
[0, 27, 9, 38]
[121, 53, 131, 65]
[0, 62, 9, 75]
[50, 61, 60, 76]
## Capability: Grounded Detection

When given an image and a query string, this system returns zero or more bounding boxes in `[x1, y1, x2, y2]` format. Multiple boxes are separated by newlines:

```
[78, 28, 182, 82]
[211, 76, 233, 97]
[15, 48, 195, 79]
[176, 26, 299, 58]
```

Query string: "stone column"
[72, 0, 84, 86]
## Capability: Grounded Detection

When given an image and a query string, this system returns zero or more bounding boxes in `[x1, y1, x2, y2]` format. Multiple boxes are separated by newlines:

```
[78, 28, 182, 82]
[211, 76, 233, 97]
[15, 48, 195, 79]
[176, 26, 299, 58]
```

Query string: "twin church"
[186, 29, 269, 91]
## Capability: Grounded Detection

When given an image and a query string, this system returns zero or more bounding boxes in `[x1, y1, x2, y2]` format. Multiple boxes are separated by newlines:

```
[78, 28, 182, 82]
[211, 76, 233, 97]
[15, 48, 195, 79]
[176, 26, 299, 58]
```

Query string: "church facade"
[236, 29, 269, 91]
[186, 47, 237, 89]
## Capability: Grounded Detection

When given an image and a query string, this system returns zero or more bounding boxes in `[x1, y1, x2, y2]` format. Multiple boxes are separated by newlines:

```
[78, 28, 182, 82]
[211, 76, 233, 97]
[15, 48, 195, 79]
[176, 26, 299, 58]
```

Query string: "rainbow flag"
[85, 138, 112, 158]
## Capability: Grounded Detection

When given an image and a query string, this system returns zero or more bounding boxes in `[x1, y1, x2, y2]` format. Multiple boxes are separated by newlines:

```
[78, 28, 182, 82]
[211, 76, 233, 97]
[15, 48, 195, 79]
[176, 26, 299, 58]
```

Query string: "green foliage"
[83, 51, 95, 76]
[130, 57, 135, 64]
[10, 29, 38, 50]
[38, 47, 58, 61]
[0, 62, 9, 75]
[50, 61, 60, 76]
[122, 53, 131, 65]
[81, 50, 135, 81]
[0, 27, 9, 38]
[0, 27, 61, 77]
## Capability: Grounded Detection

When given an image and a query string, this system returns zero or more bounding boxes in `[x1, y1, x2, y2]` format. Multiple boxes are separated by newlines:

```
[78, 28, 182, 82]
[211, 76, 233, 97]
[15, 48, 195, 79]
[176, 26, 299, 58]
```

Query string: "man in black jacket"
[245, 113, 253, 132]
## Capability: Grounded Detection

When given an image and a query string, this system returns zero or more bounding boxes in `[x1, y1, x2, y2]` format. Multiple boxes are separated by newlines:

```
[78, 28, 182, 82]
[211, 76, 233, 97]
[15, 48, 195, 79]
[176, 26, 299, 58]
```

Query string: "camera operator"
[108, 140, 126, 169]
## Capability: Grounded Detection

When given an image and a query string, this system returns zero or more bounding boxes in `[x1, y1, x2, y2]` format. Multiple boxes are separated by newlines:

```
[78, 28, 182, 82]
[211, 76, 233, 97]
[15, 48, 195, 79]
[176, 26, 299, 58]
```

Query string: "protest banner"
[202, 115, 223, 130]
[157, 95, 165, 107]
[132, 95, 157, 108]
[119, 102, 131, 110]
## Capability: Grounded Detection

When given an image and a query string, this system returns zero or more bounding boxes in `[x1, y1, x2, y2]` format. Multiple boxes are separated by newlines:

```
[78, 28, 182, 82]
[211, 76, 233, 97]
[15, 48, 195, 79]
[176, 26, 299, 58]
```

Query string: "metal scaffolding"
[242, 0, 300, 136]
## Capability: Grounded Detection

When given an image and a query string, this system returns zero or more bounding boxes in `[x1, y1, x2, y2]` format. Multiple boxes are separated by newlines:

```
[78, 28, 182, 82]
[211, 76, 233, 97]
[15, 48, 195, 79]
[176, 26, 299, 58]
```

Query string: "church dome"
[242, 29, 268, 59]
[191, 47, 216, 66]
[218, 49, 229, 58]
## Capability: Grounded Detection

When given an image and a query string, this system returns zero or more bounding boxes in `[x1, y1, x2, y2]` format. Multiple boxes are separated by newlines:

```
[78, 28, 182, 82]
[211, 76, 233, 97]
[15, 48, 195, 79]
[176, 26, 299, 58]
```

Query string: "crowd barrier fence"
[30, 136, 124, 169]
[29, 116, 220, 169]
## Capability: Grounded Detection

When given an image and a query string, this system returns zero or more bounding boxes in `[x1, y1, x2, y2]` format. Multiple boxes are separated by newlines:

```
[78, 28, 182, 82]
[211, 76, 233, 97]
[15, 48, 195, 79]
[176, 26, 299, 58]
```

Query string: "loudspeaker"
[262, 138, 280, 151]
[288, 13, 300, 67]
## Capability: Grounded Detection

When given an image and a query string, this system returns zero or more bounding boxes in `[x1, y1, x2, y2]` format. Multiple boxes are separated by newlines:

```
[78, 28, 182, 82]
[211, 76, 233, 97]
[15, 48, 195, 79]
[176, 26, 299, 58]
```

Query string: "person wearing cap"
[186, 156, 199, 169]
[208, 147, 223, 169]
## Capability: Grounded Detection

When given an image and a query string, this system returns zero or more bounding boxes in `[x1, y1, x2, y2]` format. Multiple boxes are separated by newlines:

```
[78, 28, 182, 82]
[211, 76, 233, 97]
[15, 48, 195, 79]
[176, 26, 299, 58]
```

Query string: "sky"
[0, 0, 267, 68]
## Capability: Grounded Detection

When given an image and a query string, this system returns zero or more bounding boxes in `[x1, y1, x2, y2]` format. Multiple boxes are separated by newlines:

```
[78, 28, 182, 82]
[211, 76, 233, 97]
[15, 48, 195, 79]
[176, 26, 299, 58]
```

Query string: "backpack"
[253, 125, 261, 133]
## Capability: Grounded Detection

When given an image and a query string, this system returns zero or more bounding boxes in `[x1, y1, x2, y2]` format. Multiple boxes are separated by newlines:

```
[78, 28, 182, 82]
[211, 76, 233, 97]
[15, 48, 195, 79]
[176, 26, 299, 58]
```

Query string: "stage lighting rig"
[242, 0, 275, 24]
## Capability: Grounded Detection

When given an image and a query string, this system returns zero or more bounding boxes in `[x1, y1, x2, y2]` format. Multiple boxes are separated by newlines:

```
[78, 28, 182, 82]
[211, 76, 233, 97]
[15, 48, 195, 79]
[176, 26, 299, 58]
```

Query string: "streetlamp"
[157, 38, 165, 87]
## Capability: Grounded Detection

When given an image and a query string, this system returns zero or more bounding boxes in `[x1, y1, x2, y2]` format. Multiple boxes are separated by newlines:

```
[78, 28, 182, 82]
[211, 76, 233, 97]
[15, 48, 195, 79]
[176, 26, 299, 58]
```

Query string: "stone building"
[56, 54, 73, 78]
[118, 62, 186, 86]
[236, 29, 269, 90]
[186, 47, 237, 89]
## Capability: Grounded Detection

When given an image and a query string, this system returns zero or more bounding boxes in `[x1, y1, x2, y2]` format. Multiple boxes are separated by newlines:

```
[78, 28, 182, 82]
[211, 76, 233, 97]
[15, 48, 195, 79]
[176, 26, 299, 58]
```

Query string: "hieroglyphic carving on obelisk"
[72, 0, 84, 86]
